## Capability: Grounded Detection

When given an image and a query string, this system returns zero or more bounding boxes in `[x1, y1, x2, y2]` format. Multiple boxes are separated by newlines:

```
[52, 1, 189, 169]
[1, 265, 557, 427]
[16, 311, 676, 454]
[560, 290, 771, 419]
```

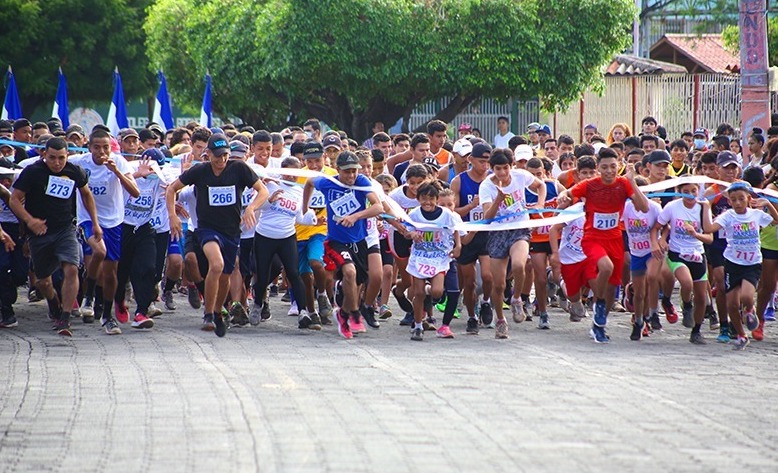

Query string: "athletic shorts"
[367, 244, 380, 255]
[724, 260, 761, 292]
[391, 232, 412, 259]
[29, 225, 81, 279]
[297, 233, 325, 275]
[456, 231, 489, 265]
[630, 253, 652, 275]
[622, 231, 629, 251]
[380, 238, 394, 266]
[239, 237, 254, 277]
[529, 240, 552, 255]
[80, 222, 122, 261]
[487, 228, 531, 260]
[704, 244, 726, 268]
[560, 258, 597, 298]
[762, 247, 778, 260]
[581, 237, 624, 286]
[667, 251, 708, 282]
[325, 240, 369, 286]
[195, 228, 240, 275]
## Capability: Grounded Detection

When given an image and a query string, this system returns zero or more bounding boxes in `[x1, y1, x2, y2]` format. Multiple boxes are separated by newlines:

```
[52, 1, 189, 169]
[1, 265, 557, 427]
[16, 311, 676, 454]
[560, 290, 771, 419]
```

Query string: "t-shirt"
[0, 184, 17, 223]
[123, 176, 160, 227]
[657, 199, 706, 261]
[406, 206, 462, 279]
[255, 181, 316, 239]
[558, 216, 586, 264]
[178, 186, 198, 230]
[715, 208, 774, 265]
[569, 176, 634, 241]
[493, 132, 515, 149]
[479, 169, 535, 224]
[70, 153, 133, 228]
[178, 159, 259, 238]
[433, 148, 452, 167]
[296, 166, 338, 241]
[151, 190, 170, 233]
[622, 199, 662, 257]
[313, 173, 373, 243]
[527, 180, 559, 243]
[12, 159, 88, 232]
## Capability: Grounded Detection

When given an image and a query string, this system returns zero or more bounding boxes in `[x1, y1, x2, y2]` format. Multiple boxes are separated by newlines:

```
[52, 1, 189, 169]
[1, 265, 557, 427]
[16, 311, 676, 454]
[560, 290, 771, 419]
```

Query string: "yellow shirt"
[295, 166, 338, 241]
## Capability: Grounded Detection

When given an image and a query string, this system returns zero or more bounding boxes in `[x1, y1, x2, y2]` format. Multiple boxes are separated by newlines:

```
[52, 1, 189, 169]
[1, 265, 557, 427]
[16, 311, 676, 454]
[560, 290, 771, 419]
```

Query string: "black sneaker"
[297, 310, 312, 329]
[479, 302, 494, 326]
[706, 308, 720, 330]
[269, 285, 279, 297]
[399, 312, 414, 326]
[281, 291, 291, 303]
[261, 298, 272, 321]
[360, 306, 380, 329]
[649, 312, 663, 330]
[630, 321, 642, 341]
[0, 314, 18, 328]
[392, 285, 414, 313]
[466, 317, 479, 334]
[308, 312, 322, 330]
[214, 312, 227, 337]
[689, 331, 706, 345]
[410, 327, 423, 341]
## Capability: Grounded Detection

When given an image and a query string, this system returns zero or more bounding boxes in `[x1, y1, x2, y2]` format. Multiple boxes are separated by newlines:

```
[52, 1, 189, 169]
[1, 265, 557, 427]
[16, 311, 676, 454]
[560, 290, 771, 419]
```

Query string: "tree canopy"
[146, 0, 635, 139]
[0, 0, 154, 116]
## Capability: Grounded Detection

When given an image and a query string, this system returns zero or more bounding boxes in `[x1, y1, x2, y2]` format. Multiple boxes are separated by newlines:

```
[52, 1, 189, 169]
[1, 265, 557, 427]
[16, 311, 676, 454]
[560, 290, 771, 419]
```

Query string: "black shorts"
[622, 231, 629, 250]
[239, 237, 254, 277]
[367, 244, 380, 255]
[667, 251, 708, 282]
[457, 231, 489, 265]
[724, 260, 761, 292]
[529, 240, 552, 255]
[380, 238, 394, 266]
[28, 225, 81, 279]
[184, 230, 209, 278]
[705, 244, 726, 268]
[392, 232, 412, 259]
[325, 240, 369, 286]
[762, 247, 778, 260]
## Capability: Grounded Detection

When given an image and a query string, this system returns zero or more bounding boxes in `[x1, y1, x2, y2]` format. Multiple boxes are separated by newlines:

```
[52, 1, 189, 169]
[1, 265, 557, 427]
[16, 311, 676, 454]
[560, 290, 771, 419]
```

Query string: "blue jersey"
[313, 174, 372, 243]
[458, 171, 485, 222]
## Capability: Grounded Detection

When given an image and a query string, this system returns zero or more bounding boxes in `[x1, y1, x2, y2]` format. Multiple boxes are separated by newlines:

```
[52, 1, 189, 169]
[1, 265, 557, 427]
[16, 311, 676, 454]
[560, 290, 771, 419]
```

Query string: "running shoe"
[147, 302, 163, 318]
[689, 331, 706, 345]
[379, 304, 393, 319]
[706, 307, 720, 330]
[249, 302, 262, 326]
[649, 312, 663, 330]
[593, 299, 607, 328]
[287, 301, 299, 316]
[681, 303, 693, 328]
[230, 302, 250, 326]
[662, 299, 679, 324]
[351, 314, 367, 333]
[764, 306, 776, 322]
[511, 299, 525, 323]
[399, 312, 414, 326]
[0, 314, 18, 328]
[479, 301, 494, 326]
[115, 302, 130, 324]
[214, 311, 227, 337]
[495, 318, 509, 339]
[524, 300, 534, 322]
[422, 317, 437, 331]
[187, 285, 201, 309]
[54, 319, 72, 336]
[101, 317, 121, 335]
[392, 285, 414, 313]
[281, 291, 291, 303]
[436, 325, 454, 338]
[261, 298, 271, 321]
[630, 321, 642, 341]
[466, 317, 479, 334]
[308, 312, 322, 330]
[201, 314, 215, 331]
[752, 321, 765, 341]
[335, 309, 353, 339]
[731, 336, 750, 351]
[80, 299, 95, 322]
[744, 310, 759, 331]
[611, 300, 626, 313]
[297, 309, 312, 329]
[590, 324, 610, 344]
[537, 312, 550, 330]
[360, 305, 380, 329]
[410, 327, 423, 341]
[435, 296, 446, 313]
[163, 291, 177, 311]
[569, 301, 585, 322]
[716, 326, 731, 343]
[317, 293, 333, 320]
[131, 313, 154, 329]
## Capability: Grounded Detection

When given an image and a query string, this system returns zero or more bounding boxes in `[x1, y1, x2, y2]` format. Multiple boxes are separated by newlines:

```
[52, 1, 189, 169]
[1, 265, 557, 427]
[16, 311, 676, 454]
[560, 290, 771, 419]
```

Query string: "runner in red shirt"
[557, 148, 649, 343]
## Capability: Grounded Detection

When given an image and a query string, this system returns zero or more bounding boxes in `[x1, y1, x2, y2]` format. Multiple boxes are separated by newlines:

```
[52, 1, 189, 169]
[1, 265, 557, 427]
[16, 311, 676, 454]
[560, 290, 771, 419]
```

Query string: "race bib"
[330, 192, 359, 218]
[536, 224, 551, 235]
[133, 191, 155, 210]
[208, 186, 236, 206]
[88, 180, 108, 197]
[593, 212, 619, 230]
[309, 190, 326, 209]
[241, 189, 255, 208]
[413, 257, 447, 278]
[469, 207, 483, 222]
[679, 252, 703, 263]
[733, 249, 758, 263]
[45, 175, 75, 199]
[631, 240, 651, 252]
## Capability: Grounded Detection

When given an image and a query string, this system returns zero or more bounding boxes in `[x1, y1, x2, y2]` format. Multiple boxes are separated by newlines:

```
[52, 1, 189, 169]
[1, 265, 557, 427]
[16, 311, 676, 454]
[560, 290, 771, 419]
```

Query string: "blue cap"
[140, 148, 166, 165]
[536, 124, 552, 135]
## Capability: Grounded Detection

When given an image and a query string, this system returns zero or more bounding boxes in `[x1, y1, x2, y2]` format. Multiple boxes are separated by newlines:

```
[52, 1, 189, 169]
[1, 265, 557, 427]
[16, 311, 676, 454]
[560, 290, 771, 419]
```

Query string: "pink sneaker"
[436, 325, 454, 338]
[115, 302, 130, 324]
[335, 309, 353, 339]
[350, 314, 367, 333]
[131, 313, 154, 329]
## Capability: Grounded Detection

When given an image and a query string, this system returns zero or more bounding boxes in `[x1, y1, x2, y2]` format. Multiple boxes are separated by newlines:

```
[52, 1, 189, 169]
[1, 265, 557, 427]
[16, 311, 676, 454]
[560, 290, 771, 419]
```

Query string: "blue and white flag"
[52, 67, 70, 128]
[199, 73, 212, 128]
[2, 66, 22, 120]
[152, 70, 174, 131]
[106, 67, 129, 136]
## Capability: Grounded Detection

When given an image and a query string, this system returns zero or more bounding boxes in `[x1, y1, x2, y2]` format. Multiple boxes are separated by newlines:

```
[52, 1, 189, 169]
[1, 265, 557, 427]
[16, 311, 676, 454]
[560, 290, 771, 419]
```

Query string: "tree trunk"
[412, 94, 477, 133]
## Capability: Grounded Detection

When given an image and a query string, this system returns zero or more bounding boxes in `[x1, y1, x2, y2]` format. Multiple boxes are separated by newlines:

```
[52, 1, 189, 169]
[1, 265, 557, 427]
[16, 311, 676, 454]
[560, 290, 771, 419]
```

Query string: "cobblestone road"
[1, 289, 777, 472]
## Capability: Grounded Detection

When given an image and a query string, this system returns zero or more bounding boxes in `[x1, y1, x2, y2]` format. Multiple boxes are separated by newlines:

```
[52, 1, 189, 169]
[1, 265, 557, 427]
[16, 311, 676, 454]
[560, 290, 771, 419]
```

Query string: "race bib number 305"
[45, 175, 75, 199]
[593, 212, 619, 230]
[208, 186, 236, 206]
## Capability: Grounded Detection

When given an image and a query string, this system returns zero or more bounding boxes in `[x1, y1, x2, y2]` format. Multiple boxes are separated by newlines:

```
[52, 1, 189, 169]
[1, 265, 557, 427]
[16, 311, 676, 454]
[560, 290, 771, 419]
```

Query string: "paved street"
[1, 288, 777, 472]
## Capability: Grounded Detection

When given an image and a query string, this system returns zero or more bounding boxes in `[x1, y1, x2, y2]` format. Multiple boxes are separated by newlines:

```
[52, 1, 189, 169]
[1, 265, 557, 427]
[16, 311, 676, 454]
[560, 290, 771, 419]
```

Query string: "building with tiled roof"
[604, 54, 688, 75]
[649, 34, 740, 74]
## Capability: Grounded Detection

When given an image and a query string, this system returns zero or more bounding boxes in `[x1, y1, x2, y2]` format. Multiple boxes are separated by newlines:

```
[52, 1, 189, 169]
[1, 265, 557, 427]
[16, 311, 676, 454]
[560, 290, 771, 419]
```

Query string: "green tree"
[0, 0, 154, 117]
[722, 17, 778, 66]
[146, 0, 636, 139]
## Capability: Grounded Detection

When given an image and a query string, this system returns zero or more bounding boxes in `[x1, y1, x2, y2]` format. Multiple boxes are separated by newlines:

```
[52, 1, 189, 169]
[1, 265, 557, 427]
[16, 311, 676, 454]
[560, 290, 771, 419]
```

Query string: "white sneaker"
[287, 301, 299, 316]
[249, 303, 262, 326]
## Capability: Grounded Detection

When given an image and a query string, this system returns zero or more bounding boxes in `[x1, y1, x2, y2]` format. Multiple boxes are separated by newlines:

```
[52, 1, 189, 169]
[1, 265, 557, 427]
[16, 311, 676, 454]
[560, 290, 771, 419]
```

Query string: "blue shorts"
[297, 233, 325, 275]
[80, 222, 122, 261]
[195, 228, 240, 274]
[630, 253, 652, 274]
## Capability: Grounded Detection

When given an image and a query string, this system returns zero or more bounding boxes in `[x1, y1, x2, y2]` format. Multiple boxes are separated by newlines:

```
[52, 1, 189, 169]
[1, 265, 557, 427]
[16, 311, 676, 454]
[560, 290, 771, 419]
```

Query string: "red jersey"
[569, 176, 634, 240]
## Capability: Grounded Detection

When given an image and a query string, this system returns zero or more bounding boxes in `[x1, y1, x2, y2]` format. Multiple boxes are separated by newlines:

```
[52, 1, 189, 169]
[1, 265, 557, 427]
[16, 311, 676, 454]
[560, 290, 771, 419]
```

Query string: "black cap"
[138, 129, 156, 142]
[336, 151, 360, 170]
[303, 142, 323, 159]
[716, 151, 739, 167]
[0, 120, 12, 133]
[472, 143, 493, 158]
[207, 133, 230, 156]
[229, 140, 248, 159]
[12, 118, 31, 131]
[322, 134, 342, 150]
[646, 150, 671, 165]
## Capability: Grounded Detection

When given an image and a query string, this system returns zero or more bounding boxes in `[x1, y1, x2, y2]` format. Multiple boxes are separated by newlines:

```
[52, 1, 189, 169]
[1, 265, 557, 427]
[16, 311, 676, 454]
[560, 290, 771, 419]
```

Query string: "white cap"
[453, 138, 473, 156]
[513, 144, 533, 162]
[592, 142, 607, 155]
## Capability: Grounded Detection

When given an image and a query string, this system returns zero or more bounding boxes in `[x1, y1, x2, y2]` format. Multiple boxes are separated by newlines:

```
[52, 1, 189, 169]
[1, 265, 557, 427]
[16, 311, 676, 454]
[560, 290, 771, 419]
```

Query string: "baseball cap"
[140, 148, 166, 166]
[726, 181, 758, 197]
[716, 151, 739, 167]
[322, 134, 342, 150]
[229, 140, 248, 159]
[513, 144, 533, 162]
[452, 138, 473, 156]
[148, 123, 165, 140]
[336, 151, 360, 170]
[693, 128, 707, 138]
[457, 122, 472, 132]
[138, 129, 157, 143]
[536, 125, 552, 135]
[527, 122, 541, 132]
[207, 133, 230, 156]
[472, 143, 493, 159]
[119, 128, 139, 141]
[66, 124, 85, 138]
[210, 127, 224, 135]
[0, 120, 12, 134]
[303, 142, 323, 159]
[646, 150, 671, 165]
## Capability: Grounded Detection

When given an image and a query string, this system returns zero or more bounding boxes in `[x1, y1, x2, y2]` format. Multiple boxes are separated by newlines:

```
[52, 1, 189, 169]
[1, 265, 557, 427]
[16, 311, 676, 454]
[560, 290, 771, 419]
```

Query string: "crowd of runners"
[2, 114, 778, 350]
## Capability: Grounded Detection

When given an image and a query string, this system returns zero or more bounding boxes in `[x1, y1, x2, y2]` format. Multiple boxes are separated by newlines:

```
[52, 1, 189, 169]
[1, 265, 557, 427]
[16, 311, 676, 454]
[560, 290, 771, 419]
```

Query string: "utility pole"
[739, 0, 771, 162]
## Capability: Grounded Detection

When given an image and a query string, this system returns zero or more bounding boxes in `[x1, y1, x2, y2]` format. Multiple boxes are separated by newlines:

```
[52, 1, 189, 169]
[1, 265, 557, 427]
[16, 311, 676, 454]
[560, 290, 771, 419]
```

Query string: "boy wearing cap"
[302, 151, 382, 339]
[69, 129, 140, 332]
[457, 123, 473, 139]
[10, 138, 100, 336]
[437, 138, 472, 183]
[167, 133, 269, 337]
[119, 128, 140, 156]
